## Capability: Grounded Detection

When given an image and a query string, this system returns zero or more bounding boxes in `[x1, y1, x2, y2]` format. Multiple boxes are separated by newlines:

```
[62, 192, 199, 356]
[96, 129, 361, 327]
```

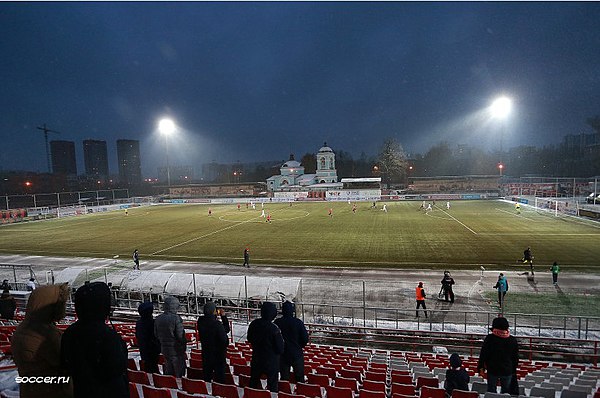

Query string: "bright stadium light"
[490, 96, 512, 119]
[158, 118, 176, 187]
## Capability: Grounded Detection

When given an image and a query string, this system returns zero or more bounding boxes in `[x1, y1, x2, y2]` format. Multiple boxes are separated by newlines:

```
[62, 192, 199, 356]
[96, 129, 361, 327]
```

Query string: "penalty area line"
[436, 207, 478, 235]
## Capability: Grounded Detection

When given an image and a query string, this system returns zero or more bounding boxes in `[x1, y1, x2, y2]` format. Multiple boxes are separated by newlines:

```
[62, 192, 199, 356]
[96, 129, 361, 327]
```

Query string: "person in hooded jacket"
[440, 271, 455, 303]
[135, 302, 160, 374]
[196, 301, 230, 382]
[493, 273, 509, 308]
[0, 288, 17, 320]
[274, 301, 308, 383]
[154, 296, 187, 377]
[477, 317, 519, 394]
[247, 302, 284, 392]
[12, 284, 72, 398]
[444, 353, 469, 397]
[60, 282, 128, 398]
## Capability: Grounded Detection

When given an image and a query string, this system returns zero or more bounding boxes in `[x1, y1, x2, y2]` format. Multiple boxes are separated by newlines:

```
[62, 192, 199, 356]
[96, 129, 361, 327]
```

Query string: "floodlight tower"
[158, 118, 176, 187]
[490, 96, 512, 176]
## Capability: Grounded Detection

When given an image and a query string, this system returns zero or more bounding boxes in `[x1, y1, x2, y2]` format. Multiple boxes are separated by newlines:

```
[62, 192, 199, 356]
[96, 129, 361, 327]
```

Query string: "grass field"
[1, 200, 600, 270]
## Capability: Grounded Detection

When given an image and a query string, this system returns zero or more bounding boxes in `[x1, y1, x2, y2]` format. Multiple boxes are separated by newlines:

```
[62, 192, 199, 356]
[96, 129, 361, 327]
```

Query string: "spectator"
[1, 279, 10, 291]
[107, 283, 117, 316]
[0, 288, 17, 320]
[477, 317, 519, 394]
[154, 296, 187, 377]
[415, 282, 427, 318]
[12, 284, 72, 398]
[196, 301, 230, 382]
[274, 301, 309, 383]
[135, 302, 161, 374]
[26, 277, 36, 291]
[61, 282, 128, 398]
[248, 302, 284, 392]
[441, 271, 456, 303]
[243, 248, 250, 268]
[444, 353, 469, 397]
[493, 273, 509, 308]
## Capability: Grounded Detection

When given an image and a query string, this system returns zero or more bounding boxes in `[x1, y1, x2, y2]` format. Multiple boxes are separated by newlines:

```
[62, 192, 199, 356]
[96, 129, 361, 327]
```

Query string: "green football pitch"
[1, 200, 599, 270]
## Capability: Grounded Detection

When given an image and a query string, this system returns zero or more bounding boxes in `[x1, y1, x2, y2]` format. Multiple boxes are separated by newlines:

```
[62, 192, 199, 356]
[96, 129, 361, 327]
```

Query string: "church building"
[266, 143, 342, 192]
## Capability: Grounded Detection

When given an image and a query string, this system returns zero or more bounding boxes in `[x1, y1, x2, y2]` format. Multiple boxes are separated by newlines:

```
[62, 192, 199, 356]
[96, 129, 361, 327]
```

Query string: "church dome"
[282, 160, 301, 168]
[319, 142, 333, 153]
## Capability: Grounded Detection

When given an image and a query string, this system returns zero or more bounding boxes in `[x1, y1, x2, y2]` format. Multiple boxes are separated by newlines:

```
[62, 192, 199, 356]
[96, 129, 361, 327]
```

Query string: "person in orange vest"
[415, 282, 428, 318]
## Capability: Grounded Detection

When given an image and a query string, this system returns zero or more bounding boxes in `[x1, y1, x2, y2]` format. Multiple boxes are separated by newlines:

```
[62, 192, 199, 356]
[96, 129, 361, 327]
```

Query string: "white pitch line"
[436, 207, 478, 235]
[151, 216, 262, 255]
[495, 208, 537, 221]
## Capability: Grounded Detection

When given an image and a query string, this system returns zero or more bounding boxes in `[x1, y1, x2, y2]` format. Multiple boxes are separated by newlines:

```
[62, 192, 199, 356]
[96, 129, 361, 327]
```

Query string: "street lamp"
[158, 118, 176, 187]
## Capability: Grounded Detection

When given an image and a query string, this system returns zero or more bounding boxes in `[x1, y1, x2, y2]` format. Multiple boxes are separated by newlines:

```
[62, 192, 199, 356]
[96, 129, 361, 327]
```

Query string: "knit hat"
[74, 281, 111, 321]
[449, 353, 462, 368]
[491, 317, 510, 331]
[204, 301, 217, 316]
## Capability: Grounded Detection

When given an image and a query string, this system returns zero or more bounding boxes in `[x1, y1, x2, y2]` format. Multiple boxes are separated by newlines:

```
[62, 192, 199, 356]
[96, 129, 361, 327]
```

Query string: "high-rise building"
[83, 139, 109, 179]
[50, 140, 77, 175]
[117, 139, 142, 185]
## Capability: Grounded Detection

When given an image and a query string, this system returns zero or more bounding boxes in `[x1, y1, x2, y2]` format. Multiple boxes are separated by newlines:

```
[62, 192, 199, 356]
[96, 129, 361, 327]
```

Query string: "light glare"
[490, 97, 512, 119]
[158, 118, 176, 135]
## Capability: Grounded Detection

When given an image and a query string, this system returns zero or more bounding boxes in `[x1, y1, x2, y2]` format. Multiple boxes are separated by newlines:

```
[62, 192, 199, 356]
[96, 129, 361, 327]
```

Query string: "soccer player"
[243, 248, 250, 268]
[125, 209, 128, 216]
[426, 203, 432, 211]
[266, 214, 272, 223]
[352, 204, 357, 214]
[261, 209, 266, 218]
[446, 201, 450, 210]
[382, 204, 387, 213]
[515, 202, 521, 214]
[237, 204, 241, 211]
[208, 208, 212, 216]
[328, 208, 333, 217]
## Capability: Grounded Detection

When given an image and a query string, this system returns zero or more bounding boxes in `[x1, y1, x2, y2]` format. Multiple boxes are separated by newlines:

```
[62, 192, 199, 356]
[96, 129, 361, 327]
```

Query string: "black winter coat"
[61, 320, 129, 398]
[136, 314, 160, 363]
[274, 303, 308, 362]
[197, 314, 230, 365]
[247, 303, 284, 372]
[444, 368, 470, 395]
[477, 333, 519, 376]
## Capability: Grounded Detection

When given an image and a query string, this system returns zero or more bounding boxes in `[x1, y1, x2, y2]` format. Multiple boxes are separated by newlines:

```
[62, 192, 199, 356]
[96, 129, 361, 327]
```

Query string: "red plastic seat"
[244, 386, 272, 398]
[391, 374, 413, 385]
[278, 380, 292, 394]
[213, 382, 241, 398]
[336, 377, 359, 392]
[296, 382, 323, 398]
[317, 366, 338, 379]
[190, 358, 203, 368]
[178, 391, 201, 398]
[326, 385, 354, 398]
[127, 369, 150, 385]
[307, 373, 331, 388]
[420, 386, 446, 398]
[416, 377, 439, 390]
[182, 377, 209, 395]
[238, 374, 251, 388]
[359, 390, 386, 398]
[186, 366, 204, 380]
[362, 380, 386, 392]
[340, 369, 363, 382]
[129, 382, 141, 398]
[152, 373, 178, 389]
[128, 358, 138, 370]
[451, 390, 479, 398]
[141, 384, 171, 398]
[392, 384, 416, 396]
[365, 371, 387, 383]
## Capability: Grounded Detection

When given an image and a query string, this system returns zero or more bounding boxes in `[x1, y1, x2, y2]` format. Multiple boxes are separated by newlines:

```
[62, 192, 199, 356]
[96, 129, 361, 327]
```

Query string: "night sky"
[1, 2, 599, 178]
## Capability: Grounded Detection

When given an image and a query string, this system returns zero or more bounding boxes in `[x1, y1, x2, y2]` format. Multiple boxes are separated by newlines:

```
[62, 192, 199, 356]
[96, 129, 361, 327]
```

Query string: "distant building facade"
[117, 139, 142, 185]
[50, 140, 77, 175]
[267, 143, 340, 192]
[158, 165, 194, 184]
[83, 139, 109, 180]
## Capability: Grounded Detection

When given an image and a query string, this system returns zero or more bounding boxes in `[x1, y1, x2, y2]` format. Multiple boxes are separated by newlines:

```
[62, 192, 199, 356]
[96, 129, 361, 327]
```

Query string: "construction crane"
[36, 124, 61, 173]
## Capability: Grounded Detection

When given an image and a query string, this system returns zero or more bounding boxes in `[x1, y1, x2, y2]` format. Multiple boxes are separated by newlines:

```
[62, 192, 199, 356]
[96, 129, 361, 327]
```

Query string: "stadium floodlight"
[158, 118, 176, 187]
[490, 96, 512, 119]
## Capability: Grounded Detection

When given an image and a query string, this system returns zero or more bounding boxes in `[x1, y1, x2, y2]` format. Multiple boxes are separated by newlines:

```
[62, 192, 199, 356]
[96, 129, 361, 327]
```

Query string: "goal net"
[533, 197, 579, 217]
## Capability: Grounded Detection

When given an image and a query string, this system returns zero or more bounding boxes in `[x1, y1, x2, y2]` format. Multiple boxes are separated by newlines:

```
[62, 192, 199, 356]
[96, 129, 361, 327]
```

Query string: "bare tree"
[377, 138, 408, 184]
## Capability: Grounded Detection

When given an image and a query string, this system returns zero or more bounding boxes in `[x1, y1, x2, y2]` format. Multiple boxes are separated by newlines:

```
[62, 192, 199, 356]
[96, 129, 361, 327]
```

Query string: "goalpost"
[533, 197, 579, 217]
